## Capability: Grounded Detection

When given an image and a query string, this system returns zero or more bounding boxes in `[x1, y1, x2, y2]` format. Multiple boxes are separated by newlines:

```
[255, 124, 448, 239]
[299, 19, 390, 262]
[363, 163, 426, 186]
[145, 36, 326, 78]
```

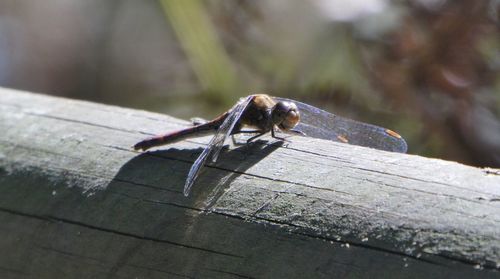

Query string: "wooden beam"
[0, 87, 499, 278]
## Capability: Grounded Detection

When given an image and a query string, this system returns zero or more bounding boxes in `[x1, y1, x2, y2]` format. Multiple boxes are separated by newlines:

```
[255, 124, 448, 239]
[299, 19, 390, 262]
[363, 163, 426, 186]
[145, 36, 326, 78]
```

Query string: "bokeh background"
[0, 0, 499, 167]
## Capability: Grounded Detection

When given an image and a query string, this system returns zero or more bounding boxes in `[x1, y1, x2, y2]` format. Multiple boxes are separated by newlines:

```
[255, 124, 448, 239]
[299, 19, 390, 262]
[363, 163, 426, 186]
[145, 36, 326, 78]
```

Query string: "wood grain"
[0, 87, 499, 278]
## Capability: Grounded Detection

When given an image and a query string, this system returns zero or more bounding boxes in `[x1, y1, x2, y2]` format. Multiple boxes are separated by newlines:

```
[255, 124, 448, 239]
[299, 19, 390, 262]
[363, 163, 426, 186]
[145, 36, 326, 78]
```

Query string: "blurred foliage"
[159, 0, 243, 105]
[0, 0, 498, 167]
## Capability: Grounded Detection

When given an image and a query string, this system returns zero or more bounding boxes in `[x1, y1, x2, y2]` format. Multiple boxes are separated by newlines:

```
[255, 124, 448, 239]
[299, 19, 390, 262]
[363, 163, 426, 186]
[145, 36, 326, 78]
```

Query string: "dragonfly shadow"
[111, 140, 284, 207]
[199, 140, 285, 207]
[94, 140, 283, 270]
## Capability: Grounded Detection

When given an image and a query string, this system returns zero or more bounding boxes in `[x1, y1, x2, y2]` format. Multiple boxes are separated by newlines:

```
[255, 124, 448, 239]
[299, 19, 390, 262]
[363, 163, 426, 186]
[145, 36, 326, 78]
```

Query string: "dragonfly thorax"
[272, 101, 300, 131]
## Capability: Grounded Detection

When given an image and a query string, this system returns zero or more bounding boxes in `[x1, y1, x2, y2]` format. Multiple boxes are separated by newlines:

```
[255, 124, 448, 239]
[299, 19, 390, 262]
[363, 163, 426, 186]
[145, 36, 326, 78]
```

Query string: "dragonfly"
[134, 94, 407, 197]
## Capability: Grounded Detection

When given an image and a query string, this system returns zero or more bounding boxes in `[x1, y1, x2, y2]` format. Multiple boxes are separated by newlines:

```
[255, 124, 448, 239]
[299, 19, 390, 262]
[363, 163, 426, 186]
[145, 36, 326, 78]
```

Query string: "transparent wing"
[183, 96, 254, 197]
[274, 97, 407, 153]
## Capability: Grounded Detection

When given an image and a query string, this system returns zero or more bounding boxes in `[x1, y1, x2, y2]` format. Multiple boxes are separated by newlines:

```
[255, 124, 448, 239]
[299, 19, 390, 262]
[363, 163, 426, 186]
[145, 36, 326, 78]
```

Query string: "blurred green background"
[0, 0, 498, 167]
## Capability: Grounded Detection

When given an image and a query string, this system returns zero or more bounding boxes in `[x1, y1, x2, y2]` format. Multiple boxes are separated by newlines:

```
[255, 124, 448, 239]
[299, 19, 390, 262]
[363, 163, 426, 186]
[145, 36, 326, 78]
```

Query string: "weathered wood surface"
[0, 87, 499, 278]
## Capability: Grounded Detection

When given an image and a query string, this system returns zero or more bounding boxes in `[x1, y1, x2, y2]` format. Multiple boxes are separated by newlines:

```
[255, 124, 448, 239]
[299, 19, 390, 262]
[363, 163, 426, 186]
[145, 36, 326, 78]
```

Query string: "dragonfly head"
[272, 101, 300, 130]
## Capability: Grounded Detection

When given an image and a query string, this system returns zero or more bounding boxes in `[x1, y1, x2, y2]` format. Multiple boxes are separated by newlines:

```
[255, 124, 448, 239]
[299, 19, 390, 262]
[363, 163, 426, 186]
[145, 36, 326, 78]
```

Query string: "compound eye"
[274, 101, 289, 114]
[279, 103, 300, 130]
[272, 101, 290, 121]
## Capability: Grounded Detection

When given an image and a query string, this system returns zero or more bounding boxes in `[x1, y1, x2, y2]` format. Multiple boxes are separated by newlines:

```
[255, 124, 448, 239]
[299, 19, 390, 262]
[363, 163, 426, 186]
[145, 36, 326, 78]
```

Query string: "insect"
[134, 94, 407, 196]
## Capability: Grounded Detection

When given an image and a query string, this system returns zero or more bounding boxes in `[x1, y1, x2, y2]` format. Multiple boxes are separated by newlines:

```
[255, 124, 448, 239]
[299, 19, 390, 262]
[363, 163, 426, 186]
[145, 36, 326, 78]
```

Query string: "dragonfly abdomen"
[133, 123, 219, 151]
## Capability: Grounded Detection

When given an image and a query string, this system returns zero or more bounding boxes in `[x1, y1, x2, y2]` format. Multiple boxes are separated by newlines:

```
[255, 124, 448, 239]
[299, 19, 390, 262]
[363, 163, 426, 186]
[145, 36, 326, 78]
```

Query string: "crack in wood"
[356, 176, 500, 210]
[210, 210, 449, 268]
[0, 206, 243, 259]
[351, 166, 496, 196]
[0, 266, 30, 276]
[203, 268, 256, 279]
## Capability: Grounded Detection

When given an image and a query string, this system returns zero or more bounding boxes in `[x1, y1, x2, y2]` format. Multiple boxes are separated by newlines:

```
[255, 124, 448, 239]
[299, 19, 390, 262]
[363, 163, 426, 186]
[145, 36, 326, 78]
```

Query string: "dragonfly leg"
[246, 132, 267, 144]
[290, 129, 307, 136]
[230, 130, 261, 145]
[230, 135, 239, 146]
[271, 129, 290, 142]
